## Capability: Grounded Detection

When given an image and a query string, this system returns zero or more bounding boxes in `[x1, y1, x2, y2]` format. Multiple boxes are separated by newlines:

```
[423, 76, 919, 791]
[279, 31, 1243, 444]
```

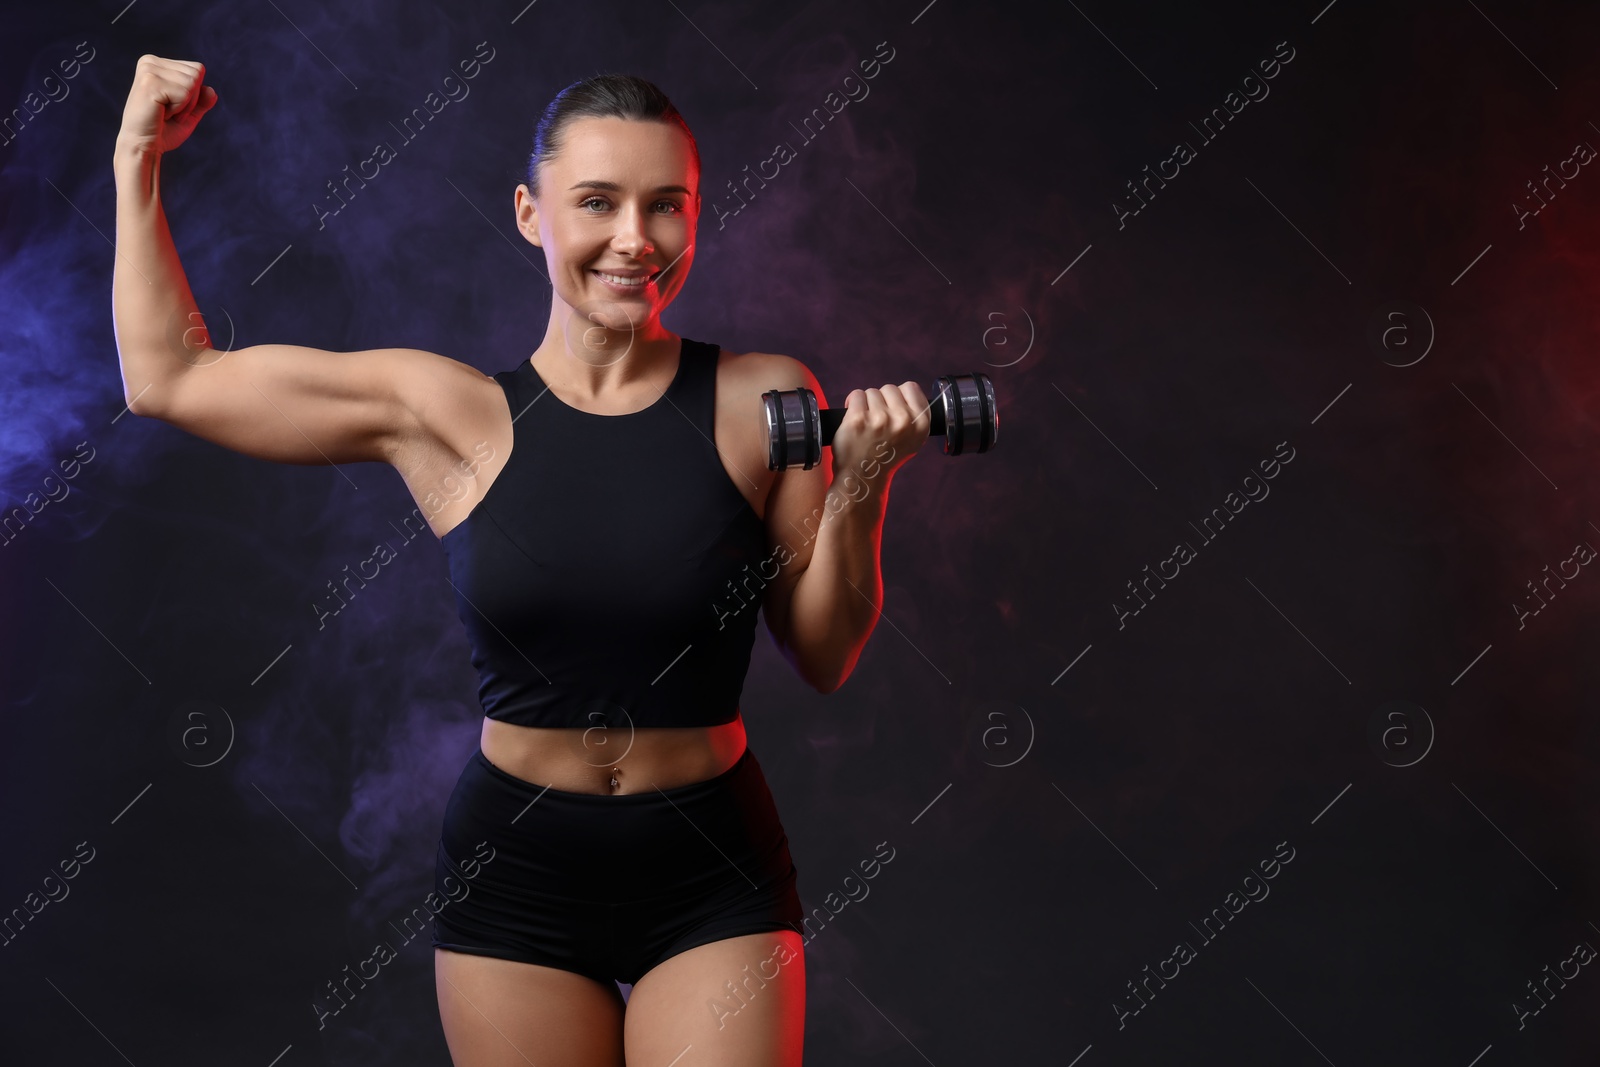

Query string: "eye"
[579, 196, 683, 214]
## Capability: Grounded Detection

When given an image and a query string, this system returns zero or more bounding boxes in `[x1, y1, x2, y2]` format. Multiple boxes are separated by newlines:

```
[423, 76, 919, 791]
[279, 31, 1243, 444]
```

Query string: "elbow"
[772, 608, 852, 694]
[784, 640, 843, 694]
[115, 340, 195, 420]
[123, 388, 156, 418]
[123, 384, 168, 420]
[119, 360, 184, 421]
[804, 658, 848, 695]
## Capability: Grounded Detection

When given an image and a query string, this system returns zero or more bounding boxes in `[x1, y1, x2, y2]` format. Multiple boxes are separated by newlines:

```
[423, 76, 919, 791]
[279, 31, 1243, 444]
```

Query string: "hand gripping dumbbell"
[762, 372, 999, 471]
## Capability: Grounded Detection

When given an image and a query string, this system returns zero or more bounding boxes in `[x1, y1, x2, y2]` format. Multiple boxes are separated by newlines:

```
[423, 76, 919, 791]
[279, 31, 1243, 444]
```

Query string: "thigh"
[435, 947, 627, 1067]
[623, 931, 806, 1067]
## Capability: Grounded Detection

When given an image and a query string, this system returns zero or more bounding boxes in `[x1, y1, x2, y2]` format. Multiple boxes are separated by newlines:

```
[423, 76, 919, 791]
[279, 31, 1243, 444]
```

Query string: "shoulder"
[388, 349, 505, 428]
[714, 347, 826, 404]
[386, 348, 511, 461]
[385, 346, 502, 399]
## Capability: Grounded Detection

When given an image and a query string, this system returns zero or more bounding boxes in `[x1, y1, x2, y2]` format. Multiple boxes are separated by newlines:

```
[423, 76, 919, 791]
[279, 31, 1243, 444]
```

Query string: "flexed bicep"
[139, 343, 470, 467]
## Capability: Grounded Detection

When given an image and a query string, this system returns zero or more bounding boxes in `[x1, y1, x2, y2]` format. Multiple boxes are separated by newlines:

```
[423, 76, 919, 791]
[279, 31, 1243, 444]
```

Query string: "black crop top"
[439, 337, 770, 729]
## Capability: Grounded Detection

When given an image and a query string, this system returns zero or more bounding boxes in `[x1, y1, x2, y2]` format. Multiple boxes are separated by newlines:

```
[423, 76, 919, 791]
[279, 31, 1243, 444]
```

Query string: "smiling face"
[515, 116, 700, 339]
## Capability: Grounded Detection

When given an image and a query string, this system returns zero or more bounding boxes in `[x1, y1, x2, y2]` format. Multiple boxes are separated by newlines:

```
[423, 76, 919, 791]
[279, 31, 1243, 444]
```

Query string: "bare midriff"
[479, 714, 749, 795]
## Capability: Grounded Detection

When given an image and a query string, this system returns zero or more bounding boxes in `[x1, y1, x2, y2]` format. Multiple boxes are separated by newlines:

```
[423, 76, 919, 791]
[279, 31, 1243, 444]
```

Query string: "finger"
[173, 67, 207, 115]
[875, 383, 912, 424]
[158, 76, 206, 120]
[137, 58, 204, 93]
[178, 88, 209, 120]
[142, 58, 204, 92]
[899, 381, 933, 426]
[142, 71, 198, 108]
[139, 55, 201, 75]
[179, 87, 218, 125]
[862, 387, 886, 421]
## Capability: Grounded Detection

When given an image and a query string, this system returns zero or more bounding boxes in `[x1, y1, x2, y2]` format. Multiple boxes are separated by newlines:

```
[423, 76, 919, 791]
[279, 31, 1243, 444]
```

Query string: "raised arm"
[755, 354, 931, 693]
[112, 55, 454, 466]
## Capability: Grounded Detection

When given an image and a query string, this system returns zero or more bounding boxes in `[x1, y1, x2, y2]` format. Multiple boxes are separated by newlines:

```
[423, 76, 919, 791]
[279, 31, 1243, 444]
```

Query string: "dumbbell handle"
[816, 391, 955, 443]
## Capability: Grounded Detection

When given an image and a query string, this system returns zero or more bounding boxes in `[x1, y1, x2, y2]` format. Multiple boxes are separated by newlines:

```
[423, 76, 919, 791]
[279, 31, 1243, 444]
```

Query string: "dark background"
[3, 0, 1599, 1063]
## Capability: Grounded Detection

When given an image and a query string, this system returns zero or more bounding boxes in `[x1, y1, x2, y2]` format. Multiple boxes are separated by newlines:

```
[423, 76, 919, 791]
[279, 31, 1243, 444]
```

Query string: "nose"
[610, 202, 653, 257]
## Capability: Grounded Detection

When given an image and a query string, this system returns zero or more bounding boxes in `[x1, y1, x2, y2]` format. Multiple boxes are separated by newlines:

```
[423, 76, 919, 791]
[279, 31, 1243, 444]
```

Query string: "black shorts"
[431, 743, 805, 987]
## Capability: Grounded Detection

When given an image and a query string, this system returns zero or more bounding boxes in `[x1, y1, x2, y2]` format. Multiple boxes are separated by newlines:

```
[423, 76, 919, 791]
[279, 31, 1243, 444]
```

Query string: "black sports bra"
[438, 337, 770, 730]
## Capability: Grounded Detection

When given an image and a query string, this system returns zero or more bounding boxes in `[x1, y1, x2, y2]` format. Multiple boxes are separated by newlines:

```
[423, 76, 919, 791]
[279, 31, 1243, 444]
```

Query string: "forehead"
[548, 116, 697, 188]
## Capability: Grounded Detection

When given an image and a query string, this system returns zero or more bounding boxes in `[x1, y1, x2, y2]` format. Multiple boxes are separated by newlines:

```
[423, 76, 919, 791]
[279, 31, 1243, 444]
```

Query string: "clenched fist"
[828, 382, 933, 488]
[117, 55, 217, 155]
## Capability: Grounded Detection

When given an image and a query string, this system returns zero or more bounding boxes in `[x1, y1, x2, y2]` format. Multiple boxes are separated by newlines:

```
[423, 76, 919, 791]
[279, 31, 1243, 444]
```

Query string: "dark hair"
[525, 74, 700, 199]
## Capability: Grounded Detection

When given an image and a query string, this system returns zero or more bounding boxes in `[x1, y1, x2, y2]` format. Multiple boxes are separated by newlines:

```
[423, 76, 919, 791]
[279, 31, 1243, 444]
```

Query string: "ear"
[513, 184, 544, 247]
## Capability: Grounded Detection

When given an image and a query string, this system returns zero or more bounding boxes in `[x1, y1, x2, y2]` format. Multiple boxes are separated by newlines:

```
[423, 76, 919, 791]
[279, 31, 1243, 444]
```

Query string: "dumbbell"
[762, 372, 999, 471]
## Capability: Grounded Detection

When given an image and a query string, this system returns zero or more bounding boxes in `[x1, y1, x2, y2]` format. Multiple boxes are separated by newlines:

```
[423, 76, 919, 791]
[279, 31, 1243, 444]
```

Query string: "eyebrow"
[568, 180, 694, 195]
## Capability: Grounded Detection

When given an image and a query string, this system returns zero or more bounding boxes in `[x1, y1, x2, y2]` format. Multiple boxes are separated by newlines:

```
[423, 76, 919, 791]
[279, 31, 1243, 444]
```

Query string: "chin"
[567, 303, 646, 334]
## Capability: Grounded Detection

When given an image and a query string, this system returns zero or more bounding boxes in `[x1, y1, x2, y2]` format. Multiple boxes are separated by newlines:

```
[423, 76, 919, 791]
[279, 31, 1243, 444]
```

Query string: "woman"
[112, 57, 930, 1066]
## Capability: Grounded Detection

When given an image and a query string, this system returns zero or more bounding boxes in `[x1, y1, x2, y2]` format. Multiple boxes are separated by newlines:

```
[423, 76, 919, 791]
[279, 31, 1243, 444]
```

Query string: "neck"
[531, 328, 681, 398]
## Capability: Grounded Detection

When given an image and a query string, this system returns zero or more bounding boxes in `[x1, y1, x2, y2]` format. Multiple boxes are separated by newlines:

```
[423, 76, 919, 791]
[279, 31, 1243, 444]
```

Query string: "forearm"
[112, 137, 206, 412]
[781, 477, 890, 693]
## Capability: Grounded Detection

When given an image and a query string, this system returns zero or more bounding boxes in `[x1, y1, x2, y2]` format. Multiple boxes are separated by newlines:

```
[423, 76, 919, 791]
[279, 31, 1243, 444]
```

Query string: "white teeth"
[595, 271, 650, 286]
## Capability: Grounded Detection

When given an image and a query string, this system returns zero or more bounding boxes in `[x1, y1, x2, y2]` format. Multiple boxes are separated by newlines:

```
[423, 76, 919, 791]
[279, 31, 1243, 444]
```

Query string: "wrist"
[822, 470, 889, 525]
[113, 135, 160, 167]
